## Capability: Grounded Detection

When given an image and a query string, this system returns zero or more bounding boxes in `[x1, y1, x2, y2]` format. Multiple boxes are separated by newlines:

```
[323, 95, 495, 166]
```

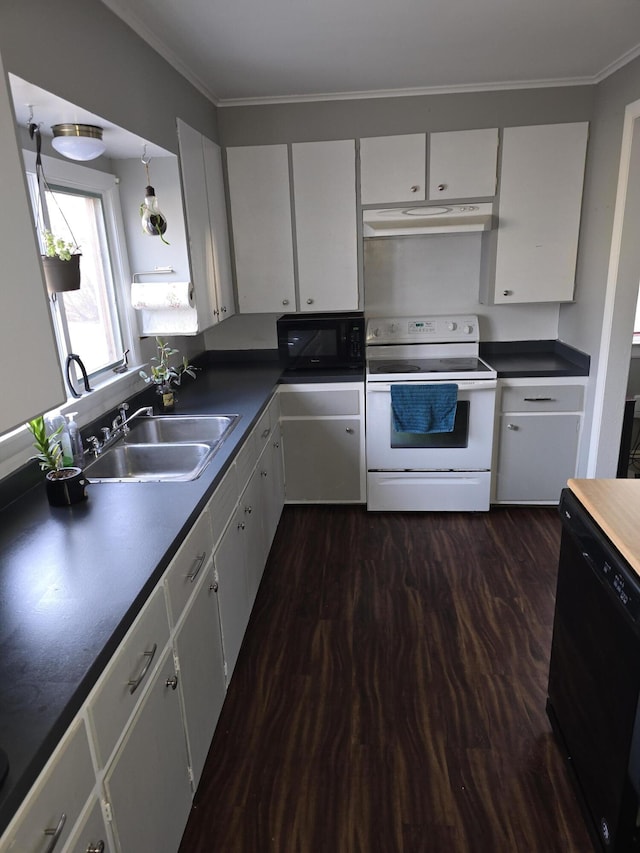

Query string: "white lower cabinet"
[65, 795, 111, 853]
[260, 423, 285, 554]
[172, 560, 226, 790]
[103, 644, 191, 853]
[493, 380, 585, 504]
[0, 719, 97, 853]
[1, 393, 286, 853]
[279, 383, 365, 503]
[214, 501, 253, 683]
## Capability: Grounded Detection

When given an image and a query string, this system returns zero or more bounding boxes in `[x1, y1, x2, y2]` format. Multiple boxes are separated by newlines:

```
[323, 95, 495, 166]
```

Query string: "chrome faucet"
[86, 404, 153, 456]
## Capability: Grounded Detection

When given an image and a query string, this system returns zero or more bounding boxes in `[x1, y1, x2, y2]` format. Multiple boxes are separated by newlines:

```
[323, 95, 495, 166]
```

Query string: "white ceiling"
[99, 0, 640, 105]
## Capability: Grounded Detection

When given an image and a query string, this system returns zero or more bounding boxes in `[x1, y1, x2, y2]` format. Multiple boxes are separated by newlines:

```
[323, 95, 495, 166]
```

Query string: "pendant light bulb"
[140, 185, 168, 238]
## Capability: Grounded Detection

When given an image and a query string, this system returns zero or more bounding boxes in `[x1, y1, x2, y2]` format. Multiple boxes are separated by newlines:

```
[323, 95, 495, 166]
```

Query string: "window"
[24, 151, 135, 391]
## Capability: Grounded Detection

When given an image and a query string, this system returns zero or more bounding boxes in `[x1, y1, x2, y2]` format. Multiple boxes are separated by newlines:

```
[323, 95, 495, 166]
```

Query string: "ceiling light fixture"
[51, 123, 106, 161]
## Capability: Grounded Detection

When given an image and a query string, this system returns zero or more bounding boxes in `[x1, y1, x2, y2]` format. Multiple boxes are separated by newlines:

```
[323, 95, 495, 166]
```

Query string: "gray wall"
[559, 54, 640, 475]
[218, 87, 593, 145]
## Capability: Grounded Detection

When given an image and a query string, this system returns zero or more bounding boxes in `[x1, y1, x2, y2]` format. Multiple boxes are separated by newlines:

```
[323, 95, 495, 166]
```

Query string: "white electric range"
[365, 314, 497, 511]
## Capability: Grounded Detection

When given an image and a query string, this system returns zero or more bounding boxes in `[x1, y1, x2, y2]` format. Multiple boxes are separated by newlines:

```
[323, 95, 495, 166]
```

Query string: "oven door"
[365, 379, 497, 470]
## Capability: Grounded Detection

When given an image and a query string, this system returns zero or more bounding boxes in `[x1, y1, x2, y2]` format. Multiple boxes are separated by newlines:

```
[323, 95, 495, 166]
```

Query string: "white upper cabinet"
[360, 134, 426, 204]
[203, 135, 235, 321]
[292, 139, 359, 312]
[486, 122, 588, 304]
[227, 144, 296, 313]
[428, 128, 498, 200]
[0, 54, 65, 434]
[177, 118, 235, 331]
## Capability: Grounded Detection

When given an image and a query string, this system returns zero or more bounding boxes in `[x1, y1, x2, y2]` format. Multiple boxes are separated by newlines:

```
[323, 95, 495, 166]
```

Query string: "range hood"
[362, 203, 495, 237]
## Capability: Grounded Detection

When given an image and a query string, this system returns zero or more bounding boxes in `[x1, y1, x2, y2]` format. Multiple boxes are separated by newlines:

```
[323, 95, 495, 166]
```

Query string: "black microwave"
[277, 312, 365, 371]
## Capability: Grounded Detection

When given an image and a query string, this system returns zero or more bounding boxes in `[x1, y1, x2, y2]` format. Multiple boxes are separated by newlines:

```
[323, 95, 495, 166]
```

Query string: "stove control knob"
[389, 323, 399, 335]
[370, 327, 381, 338]
[448, 322, 457, 331]
[463, 323, 474, 334]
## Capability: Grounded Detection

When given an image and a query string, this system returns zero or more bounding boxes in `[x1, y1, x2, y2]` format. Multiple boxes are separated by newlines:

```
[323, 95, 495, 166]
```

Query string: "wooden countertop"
[568, 479, 640, 576]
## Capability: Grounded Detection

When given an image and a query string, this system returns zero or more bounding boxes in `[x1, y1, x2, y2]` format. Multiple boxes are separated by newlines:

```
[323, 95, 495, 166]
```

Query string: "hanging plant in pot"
[27, 416, 88, 507]
[41, 229, 81, 294]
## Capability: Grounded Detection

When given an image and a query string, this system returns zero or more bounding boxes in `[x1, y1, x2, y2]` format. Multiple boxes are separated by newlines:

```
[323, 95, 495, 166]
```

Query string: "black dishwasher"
[547, 488, 640, 851]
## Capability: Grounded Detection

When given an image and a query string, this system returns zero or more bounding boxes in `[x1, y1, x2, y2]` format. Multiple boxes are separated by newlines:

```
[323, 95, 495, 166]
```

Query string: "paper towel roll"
[131, 281, 194, 311]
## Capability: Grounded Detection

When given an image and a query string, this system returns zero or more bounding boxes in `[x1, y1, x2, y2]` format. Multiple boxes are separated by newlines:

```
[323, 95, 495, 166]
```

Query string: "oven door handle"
[366, 380, 497, 392]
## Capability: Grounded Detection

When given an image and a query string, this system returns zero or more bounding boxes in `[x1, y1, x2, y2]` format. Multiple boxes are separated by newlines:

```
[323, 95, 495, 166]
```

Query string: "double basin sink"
[85, 414, 240, 483]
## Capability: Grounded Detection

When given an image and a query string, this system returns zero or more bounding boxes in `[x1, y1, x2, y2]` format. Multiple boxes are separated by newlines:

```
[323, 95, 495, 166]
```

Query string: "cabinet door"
[0, 720, 95, 853]
[292, 140, 359, 312]
[227, 145, 296, 313]
[65, 795, 112, 853]
[177, 118, 218, 329]
[492, 122, 588, 304]
[360, 134, 426, 204]
[282, 418, 363, 502]
[428, 128, 498, 200]
[174, 561, 226, 789]
[496, 414, 581, 503]
[0, 53, 65, 433]
[214, 505, 252, 682]
[203, 136, 235, 321]
[104, 645, 192, 853]
[239, 469, 265, 609]
[259, 424, 285, 554]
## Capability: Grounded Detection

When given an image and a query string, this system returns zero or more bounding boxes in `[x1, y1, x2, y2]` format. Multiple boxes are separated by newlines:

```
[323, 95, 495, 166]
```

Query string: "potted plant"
[41, 229, 81, 294]
[139, 338, 198, 411]
[28, 415, 88, 506]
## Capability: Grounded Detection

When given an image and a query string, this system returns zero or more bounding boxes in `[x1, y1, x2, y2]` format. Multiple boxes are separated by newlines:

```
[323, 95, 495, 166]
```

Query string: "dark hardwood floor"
[179, 505, 593, 852]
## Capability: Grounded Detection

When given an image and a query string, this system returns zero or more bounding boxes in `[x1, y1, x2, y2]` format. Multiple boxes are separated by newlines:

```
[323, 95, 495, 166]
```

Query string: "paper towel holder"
[132, 266, 174, 282]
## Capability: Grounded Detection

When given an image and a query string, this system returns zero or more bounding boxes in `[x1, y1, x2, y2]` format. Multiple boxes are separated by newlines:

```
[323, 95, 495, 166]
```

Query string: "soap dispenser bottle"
[65, 412, 84, 468]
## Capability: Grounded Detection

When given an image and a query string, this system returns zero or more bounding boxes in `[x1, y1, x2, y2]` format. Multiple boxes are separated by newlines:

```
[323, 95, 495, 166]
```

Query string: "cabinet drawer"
[209, 463, 239, 547]
[1, 719, 94, 853]
[279, 387, 361, 417]
[500, 384, 584, 413]
[88, 586, 169, 767]
[164, 507, 213, 624]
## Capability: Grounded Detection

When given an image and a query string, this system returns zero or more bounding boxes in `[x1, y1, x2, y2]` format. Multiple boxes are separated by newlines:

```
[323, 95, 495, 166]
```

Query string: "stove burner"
[376, 362, 421, 373]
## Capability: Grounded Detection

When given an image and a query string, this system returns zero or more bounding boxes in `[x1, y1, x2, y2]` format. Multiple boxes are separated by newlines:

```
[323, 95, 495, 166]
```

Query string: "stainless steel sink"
[124, 414, 239, 445]
[85, 414, 241, 482]
[86, 443, 215, 482]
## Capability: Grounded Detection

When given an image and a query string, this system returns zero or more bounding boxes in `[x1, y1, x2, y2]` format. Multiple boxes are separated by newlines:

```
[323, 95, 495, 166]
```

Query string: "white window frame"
[23, 150, 142, 387]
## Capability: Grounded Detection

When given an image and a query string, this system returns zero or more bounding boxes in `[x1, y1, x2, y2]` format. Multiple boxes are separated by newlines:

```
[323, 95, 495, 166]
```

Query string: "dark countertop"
[479, 340, 590, 378]
[0, 361, 285, 834]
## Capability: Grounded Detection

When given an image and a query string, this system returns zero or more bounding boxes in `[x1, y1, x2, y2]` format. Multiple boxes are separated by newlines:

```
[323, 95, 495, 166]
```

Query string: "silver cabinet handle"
[410, 185, 419, 192]
[345, 427, 355, 434]
[166, 674, 179, 690]
[506, 423, 518, 430]
[187, 552, 206, 582]
[307, 298, 314, 304]
[282, 298, 289, 305]
[244, 505, 252, 514]
[86, 843, 105, 853]
[44, 813, 67, 853]
[261, 470, 268, 478]
[128, 643, 157, 694]
[237, 522, 246, 531]
[209, 581, 219, 593]
[437, 183, 447, 192]
[273, 440, 280, 449]
[502, 290, 512, 296]
[523, 396, 555, 402]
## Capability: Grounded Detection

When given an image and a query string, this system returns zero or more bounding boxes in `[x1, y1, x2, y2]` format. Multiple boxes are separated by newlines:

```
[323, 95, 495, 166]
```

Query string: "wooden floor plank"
[179, 506, 593, 852]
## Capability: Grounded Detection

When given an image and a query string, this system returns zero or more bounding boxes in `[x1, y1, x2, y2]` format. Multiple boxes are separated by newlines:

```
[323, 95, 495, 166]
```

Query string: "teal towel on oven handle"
[390, 383, 458, 434]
